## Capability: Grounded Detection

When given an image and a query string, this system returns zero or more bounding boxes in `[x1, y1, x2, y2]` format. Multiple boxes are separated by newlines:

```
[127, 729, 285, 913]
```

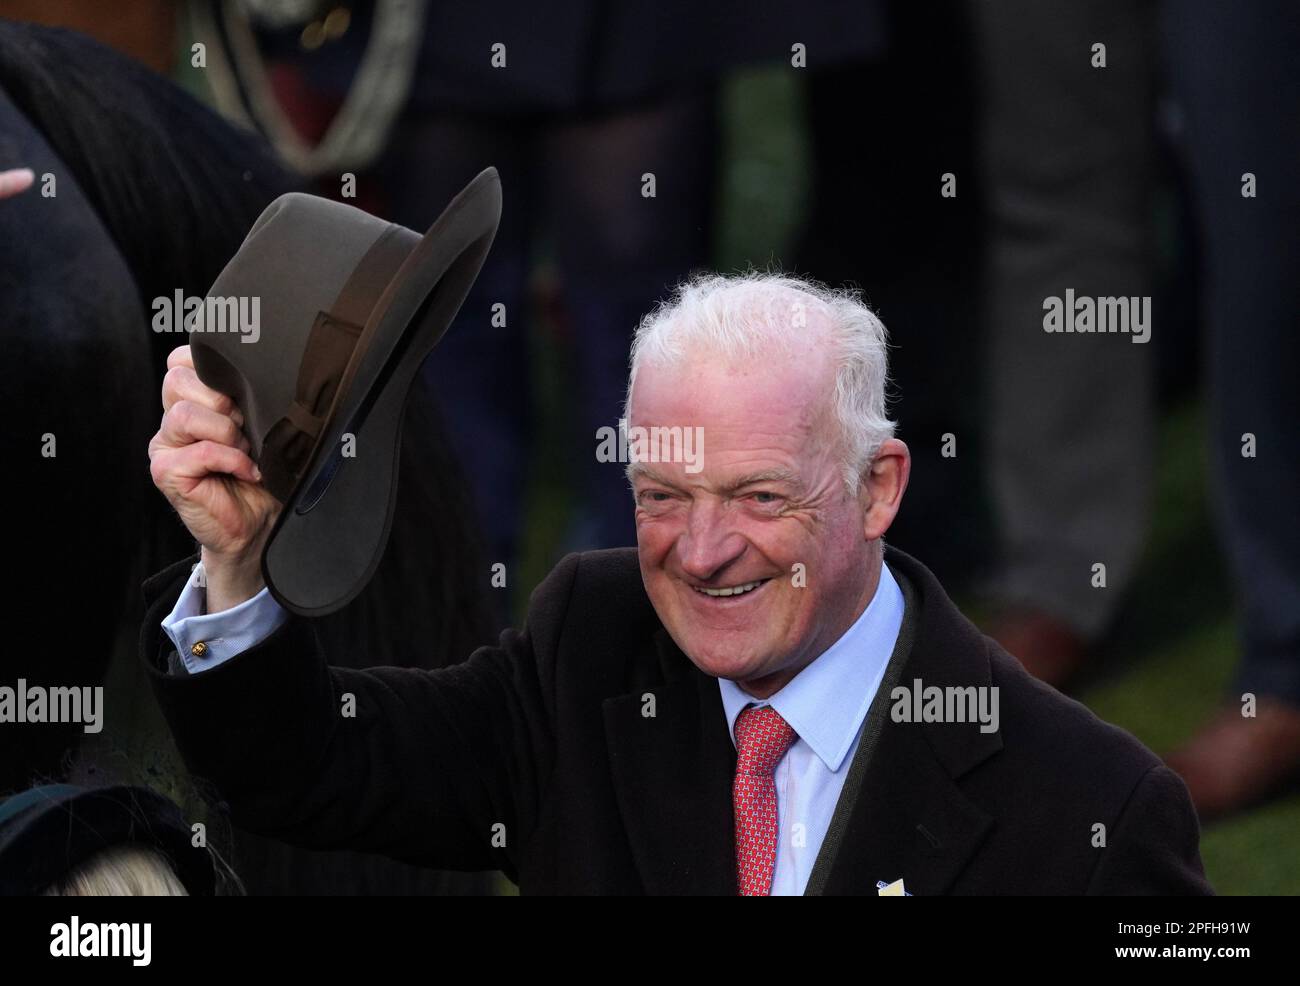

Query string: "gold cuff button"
[191, 641, 208, 658]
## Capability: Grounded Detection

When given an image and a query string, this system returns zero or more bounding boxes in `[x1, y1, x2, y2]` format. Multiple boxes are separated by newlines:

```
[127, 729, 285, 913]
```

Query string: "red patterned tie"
[733, 704, 799, 896]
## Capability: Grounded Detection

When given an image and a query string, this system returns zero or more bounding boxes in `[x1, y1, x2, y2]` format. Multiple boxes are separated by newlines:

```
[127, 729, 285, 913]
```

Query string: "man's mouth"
[691, 578, 772, 598]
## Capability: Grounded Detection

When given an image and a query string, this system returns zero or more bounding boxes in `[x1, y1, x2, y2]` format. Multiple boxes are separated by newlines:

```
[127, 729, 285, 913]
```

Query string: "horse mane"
[0, 19, 300, 374]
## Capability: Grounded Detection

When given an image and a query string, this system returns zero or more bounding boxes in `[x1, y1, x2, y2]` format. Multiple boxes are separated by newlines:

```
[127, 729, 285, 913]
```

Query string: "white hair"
[624, 270, 896, 496]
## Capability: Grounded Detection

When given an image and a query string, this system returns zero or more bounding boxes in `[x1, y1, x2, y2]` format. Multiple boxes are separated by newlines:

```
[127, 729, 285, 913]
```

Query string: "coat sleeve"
[1085, 763, 1215, 895]
[139, 551, 581, 881]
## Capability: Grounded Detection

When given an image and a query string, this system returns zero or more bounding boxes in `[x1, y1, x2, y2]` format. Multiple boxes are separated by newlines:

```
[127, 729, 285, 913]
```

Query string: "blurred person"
[140, 272, 1211, 894]
[969, 0, 1159, 684]
[1159, 0, 1300, 818]
[967, 0, 1300, 819]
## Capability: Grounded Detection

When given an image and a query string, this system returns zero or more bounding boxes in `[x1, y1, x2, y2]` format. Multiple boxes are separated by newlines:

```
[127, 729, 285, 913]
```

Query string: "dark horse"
[0, 20, 495, 894]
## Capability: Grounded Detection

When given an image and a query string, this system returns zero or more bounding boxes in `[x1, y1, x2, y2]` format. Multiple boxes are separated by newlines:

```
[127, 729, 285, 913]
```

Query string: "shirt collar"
[717, 561, 905, 772]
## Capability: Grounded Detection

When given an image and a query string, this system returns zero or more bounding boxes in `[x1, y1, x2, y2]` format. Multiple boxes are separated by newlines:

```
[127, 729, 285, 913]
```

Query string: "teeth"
[694, 579, 766, 598]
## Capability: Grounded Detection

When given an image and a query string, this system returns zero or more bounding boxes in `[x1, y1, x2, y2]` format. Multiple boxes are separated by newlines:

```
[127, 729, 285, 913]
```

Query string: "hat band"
[260, 311, 360, 502]
[258, 225, 413, 503]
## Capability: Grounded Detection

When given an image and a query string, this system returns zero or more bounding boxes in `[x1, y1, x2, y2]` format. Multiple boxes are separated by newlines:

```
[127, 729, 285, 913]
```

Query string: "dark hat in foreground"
[0, 784, 214, 895]
[190, 167, 501, 616]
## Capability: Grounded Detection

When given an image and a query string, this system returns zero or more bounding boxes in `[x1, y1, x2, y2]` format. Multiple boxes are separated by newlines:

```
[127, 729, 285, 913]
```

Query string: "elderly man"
[144, 271, 1211, 894]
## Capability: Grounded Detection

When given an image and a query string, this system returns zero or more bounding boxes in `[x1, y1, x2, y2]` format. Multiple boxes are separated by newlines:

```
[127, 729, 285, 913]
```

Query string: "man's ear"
[860, 439, 910, 541]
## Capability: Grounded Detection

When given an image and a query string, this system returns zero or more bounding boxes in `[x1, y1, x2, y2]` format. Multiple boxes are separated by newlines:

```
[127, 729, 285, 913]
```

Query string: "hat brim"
[262, 167, 502, 616]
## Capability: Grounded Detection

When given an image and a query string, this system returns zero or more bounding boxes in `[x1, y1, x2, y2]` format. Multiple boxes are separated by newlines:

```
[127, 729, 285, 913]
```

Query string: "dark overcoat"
[141, 545, 1213, 895]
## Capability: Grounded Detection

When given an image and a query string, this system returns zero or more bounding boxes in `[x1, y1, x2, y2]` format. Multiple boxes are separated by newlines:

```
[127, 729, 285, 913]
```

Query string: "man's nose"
[676, 499, 745, 580]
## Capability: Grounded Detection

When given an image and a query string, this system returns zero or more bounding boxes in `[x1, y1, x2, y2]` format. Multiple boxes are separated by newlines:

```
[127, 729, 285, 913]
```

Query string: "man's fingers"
[159, 400, 252, 455]
[0, 167, 35, 200]
[153, 440, 262, 488]
[166, 345, 193, 371]
[161, 363, 245, 428]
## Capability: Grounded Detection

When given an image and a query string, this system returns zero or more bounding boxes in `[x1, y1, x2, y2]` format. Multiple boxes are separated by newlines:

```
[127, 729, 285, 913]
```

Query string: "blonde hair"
[43, 845, 189, 896]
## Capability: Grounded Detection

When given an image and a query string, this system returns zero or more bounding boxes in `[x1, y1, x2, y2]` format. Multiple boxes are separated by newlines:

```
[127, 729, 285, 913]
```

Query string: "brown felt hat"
[189, 167, 501, 616]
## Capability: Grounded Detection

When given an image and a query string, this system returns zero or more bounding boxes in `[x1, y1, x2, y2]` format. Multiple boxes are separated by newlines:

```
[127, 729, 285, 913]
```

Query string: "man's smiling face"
[629, 336, 884, 698]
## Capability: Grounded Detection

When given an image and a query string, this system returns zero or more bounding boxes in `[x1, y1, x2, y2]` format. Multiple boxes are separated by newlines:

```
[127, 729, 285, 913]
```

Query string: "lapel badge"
[876, 878, 912, 896]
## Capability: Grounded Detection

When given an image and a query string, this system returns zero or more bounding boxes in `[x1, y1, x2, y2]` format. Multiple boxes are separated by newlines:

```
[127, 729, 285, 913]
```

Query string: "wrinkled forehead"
[625, 357, 841, 492]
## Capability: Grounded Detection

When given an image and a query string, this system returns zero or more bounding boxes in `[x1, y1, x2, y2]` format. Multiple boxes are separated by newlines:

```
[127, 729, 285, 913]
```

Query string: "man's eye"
[750, 491, 781, 505]
[639, 490, 672, 503]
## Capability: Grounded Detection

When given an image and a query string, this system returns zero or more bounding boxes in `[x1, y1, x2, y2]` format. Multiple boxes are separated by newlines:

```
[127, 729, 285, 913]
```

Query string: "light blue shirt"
[162, 559, 905, 895]
[161, 564, 287, 673]
[717, 562, 904, 895]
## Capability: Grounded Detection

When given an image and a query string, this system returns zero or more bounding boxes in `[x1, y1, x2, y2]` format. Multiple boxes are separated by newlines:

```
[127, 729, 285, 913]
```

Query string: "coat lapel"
[602, 629, 737, 895]
[812, 714, 997, 895]
[813, 549, 1003, 895]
